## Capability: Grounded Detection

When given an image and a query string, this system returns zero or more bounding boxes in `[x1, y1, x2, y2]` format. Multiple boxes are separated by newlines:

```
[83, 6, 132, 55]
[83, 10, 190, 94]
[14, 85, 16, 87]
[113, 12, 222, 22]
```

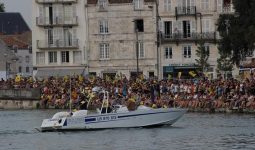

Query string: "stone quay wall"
[0, 89, 41, 109]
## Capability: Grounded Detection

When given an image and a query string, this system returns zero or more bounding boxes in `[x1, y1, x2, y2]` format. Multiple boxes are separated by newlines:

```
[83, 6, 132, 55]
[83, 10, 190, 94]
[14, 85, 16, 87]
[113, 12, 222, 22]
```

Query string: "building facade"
[86, 0, 157, 78]
[159, 0, 234, 79]
[32, 0, 235, 79]
[32, 0, 87, 77]
[0, 40, 18, 80]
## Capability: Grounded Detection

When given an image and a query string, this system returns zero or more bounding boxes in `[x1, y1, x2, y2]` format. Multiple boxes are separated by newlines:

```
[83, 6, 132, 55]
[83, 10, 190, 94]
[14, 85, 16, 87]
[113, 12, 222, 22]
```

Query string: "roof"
[0, 35, 28, 49]
[0, 13, 30, 35]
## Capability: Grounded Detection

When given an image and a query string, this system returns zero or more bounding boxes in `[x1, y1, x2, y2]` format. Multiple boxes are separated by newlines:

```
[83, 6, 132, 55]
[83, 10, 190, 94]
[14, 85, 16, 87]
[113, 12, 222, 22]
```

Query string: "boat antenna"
[69, 74, 72, 114]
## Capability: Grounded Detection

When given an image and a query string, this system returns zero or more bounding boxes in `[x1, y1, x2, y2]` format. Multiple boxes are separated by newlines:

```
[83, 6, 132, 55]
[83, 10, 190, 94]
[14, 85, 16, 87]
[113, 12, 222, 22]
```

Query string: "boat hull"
[40, 108, 186, 132]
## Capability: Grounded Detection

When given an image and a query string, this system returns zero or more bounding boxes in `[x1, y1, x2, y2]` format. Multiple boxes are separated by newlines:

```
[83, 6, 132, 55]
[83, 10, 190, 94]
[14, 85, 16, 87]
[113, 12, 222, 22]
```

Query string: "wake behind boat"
[40, 91, 186, 132]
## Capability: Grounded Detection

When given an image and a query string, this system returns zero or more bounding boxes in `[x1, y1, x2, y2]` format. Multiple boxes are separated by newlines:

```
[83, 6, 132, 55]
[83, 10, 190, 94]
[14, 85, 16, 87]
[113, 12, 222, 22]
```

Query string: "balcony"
[175, 6, 196, 19]
[36, 16, 78, 27]
[161, 32, 216, 44]
[36, 0, 77, 4]
[37, 39, 79, 49]
[222, 6, 235, 14]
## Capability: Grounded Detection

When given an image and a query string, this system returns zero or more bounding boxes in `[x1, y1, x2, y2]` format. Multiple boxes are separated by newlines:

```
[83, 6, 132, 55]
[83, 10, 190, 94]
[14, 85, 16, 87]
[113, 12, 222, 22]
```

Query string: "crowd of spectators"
[0, 74, 254, 112]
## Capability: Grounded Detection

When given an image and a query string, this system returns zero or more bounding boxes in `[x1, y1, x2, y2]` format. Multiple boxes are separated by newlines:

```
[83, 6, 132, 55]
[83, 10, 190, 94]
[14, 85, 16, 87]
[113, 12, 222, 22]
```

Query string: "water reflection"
[0, 111, 254, 150]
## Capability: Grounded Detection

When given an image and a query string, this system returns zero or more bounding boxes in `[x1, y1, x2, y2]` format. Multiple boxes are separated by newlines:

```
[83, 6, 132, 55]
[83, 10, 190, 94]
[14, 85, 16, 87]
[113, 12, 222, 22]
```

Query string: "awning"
[174, 66, 199, 69]
[35, 69, 84, 77]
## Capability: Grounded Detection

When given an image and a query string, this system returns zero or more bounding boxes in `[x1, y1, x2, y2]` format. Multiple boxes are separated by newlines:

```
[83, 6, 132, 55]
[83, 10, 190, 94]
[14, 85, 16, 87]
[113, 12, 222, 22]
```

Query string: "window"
[13, 45, 18, 53]
[100, 43, 109, 59]
[165, 47, 172, 59]
[61, 51, 70, 63]
[164, 21, 172, 38]
[36, 52, 45, 65]
[183, 20, 191, 38]
[204, 45, 210, 56]
[19, 66, 22, 73]
[201, 0, 209, 10]
[137, 42, 144, 58]
[28, 46, 32, 54]
[183, 46, 191, 58]
[135, 19, 144, 32]
[98, 0, 107, 10]
[99, 20, 108, 34]
[26, 67, 30, 73]
[25, 56, 30, 63]
[202, 19, 211, 33]
[134, 0, 143, 10]
[164, 0, 171, 12]
[73, 51, 82, 64]
[48, 51, 57, 63]
[47, 28, 53, 45]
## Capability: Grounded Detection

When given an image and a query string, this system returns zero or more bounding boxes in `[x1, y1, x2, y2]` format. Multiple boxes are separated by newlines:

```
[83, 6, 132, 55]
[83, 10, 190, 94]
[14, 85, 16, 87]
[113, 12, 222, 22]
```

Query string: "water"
[0, 110, 254, 150]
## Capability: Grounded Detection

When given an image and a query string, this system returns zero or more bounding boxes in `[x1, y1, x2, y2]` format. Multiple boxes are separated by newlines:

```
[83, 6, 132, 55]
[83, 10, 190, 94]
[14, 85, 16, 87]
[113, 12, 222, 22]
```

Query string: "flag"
[106, 75, 111, 82]
[15, 75, 21, 83]
[168, 74, 172, 80]
[189, 71, 197, 77]
[64, 75, 69, 83]
[178, 72, 182, 79]
[78, 75, 83, 83]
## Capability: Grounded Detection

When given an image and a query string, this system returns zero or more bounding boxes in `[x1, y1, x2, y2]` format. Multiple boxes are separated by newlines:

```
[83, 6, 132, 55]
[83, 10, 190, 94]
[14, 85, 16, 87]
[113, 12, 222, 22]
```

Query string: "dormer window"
[98, 0, 107, 11]
[134, 0, 143, 10]
[13, 45, 18, 53]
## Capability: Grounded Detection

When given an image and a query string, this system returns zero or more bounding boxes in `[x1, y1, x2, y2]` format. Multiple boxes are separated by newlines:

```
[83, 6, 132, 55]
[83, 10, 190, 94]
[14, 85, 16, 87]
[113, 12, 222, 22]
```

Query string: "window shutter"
[73, 28, 77, 46]
[53, 28, 59, 46]
[217, 0, 222, 12]
[159, 21, 164, 35]
[53, 5, 57, 24]
[44, 29, 49, 41]
[72, 5, 77, 24]
[177, 0, 182, 7]
[190, 0, 195, 7]
[191, 20, 196, 33]
[58, 5, 63, 24]
[39, 6, 44, 24]
[177, 21, 183, 33]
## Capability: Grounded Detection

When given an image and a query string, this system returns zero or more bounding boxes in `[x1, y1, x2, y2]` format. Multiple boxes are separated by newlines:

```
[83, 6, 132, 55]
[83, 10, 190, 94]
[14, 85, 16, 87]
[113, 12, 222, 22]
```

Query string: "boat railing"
[100, 90, 109, 114]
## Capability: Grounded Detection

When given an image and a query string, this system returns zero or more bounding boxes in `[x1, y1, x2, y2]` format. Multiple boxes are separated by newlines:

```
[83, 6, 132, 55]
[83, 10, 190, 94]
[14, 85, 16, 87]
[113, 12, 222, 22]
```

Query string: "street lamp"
[133, 20, 139, 78]
[155, 0, 160, 79]
[136, 28, 139, 77]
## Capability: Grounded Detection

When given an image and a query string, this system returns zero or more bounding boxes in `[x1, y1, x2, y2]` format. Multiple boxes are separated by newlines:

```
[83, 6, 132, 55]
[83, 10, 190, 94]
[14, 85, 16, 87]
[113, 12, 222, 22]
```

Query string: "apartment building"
[32, 0, 235, 79]
[86, 0, 157, 78]
[32, 0, 87, 77]
[159, 0, 234, 79]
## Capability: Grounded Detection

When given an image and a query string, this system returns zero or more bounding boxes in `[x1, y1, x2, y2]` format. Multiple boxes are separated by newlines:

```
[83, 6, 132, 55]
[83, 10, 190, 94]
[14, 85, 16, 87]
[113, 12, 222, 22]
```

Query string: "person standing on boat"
[150, 80, 155, 103]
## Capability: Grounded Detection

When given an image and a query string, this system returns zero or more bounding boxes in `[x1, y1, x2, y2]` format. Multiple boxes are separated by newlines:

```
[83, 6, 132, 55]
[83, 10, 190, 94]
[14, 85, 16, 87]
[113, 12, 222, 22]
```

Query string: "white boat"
[40, 91, 186, 132]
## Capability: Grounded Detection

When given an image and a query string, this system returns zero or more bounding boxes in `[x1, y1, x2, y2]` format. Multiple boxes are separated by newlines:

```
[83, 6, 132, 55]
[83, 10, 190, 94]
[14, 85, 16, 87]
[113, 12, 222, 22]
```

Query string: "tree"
[217, 52, 233, 79]
[0, 3, 5, 12]
[217, 0, 255, 66]
[195, 41, 210, 73]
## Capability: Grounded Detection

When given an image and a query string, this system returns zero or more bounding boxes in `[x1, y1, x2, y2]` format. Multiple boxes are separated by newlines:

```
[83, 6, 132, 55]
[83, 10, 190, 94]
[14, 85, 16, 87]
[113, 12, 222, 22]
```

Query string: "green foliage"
[217, 53, 233, 73]
[217, 0, 255, 66]
[195, 41, 210, 72]
[0, 3, 5, 12]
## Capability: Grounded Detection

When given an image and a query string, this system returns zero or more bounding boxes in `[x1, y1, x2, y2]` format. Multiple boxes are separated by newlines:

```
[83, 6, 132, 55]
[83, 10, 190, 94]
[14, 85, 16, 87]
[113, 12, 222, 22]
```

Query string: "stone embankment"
[0, 89, 41, 109]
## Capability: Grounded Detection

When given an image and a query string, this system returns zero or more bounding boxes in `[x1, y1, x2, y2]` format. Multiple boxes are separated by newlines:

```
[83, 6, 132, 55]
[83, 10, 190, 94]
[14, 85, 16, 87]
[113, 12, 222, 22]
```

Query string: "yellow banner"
[178, 72, 182, 79]
[189, 71, 197, 77]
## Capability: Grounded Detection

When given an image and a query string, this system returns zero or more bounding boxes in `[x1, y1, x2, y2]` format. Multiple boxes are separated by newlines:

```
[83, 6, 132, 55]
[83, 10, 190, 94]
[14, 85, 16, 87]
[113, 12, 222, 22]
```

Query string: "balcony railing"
[37, 39, 79, 49]
[162, 32, 216, 43]
[36, 16, 78, 27]
[175, 6, 196, 18]
[36, 0, 77, 3]
[222, 6, 235, 14]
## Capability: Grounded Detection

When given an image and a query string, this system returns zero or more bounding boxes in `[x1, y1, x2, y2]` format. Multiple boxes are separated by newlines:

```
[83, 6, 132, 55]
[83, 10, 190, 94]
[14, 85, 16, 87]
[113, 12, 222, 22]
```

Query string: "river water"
[0, 110, 254, 150]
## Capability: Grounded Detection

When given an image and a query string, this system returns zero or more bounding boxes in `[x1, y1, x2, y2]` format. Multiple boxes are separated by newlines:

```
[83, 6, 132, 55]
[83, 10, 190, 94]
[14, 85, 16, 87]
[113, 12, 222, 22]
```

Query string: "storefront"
[163, 64, 198, 79]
